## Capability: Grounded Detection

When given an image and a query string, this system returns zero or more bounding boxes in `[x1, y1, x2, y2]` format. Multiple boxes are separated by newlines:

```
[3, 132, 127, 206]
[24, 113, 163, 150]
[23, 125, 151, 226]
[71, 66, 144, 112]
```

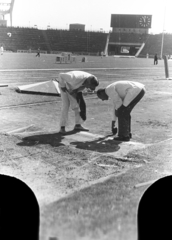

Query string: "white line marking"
[134, 179, 159, 188]
[0, 67, 155, 72]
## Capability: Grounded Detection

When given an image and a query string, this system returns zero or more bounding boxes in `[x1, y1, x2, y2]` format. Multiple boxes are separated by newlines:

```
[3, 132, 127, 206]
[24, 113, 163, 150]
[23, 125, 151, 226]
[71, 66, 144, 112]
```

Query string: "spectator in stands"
[35, 48, 40, 57]
[0, 45, 4, 55]
[57, 71, 99, 134]
[97, 81, 146, 141]
[154, 53, 158, 65]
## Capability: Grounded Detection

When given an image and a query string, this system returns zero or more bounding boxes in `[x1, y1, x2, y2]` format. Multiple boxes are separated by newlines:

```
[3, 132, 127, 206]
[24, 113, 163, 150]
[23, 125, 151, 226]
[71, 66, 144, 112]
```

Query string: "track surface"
[0, 53, 172, 240]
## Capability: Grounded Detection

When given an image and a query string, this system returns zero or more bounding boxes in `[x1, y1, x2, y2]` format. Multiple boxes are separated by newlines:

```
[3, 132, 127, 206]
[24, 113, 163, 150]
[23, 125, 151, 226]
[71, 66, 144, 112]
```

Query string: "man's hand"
[61, 87, 77, 97]
[112, 120, 115, 129]
[111, 121, 117, 135]
[76, 85, 86, 92]
[68, 89, 77, 98]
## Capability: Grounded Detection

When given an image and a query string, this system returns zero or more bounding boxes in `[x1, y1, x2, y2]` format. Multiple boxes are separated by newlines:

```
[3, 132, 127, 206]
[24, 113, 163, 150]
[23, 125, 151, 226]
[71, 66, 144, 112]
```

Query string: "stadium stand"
[0, 26, 108, 55]
[108, 32, 149, 56]
[140, 33, 172, 57]
[1, 26, 172, 57]
[109, 32, 172, 57]
[109, 32, 148, 44]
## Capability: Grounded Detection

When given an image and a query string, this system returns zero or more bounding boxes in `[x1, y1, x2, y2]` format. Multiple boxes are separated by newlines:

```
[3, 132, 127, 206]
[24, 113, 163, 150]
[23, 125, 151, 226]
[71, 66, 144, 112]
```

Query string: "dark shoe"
[113, 136, 130, 141]
[59, 127, 66, 134]
[74, 125, 89, 131]
[129, 133, 132, 138]
[112, 127, 118, 135]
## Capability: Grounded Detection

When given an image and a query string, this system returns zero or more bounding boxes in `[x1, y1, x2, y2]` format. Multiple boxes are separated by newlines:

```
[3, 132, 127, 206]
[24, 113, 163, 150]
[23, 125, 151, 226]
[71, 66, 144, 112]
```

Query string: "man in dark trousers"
[154, 53, 158, 65]
[97, 81, 146, 141]
[35, 48, 40, 57]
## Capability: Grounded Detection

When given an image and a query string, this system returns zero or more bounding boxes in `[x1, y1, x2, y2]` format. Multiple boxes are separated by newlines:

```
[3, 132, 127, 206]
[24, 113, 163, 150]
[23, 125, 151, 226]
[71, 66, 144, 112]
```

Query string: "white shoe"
[74, 125, 89, 131]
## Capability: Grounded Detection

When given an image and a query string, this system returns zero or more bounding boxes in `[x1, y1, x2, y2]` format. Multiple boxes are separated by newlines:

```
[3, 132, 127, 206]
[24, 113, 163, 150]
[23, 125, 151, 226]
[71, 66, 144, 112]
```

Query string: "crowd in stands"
[0, 26, 107, 54]
[109, 32, 148, 43]
[1, 26, 172, 57]
[140, 33, 172, 57]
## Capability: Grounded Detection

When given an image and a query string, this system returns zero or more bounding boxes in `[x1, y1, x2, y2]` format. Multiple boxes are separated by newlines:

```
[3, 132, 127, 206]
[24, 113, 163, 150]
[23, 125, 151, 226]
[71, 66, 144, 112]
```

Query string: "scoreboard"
[111, 14, 152, 29]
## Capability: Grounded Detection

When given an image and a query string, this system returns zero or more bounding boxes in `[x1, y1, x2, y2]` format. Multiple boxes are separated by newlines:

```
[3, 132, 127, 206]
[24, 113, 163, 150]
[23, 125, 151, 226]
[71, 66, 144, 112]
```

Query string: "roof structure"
[0, 0, 15, 26]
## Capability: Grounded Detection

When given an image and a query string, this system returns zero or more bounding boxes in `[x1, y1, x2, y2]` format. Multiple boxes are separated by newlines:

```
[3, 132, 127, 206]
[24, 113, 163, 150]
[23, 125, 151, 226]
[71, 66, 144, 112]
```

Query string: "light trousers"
[59, 87, 84, 127]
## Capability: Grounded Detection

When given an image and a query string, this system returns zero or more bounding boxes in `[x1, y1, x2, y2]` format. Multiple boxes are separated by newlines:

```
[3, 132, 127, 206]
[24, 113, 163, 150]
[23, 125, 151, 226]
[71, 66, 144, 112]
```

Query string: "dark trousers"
[76, 92, 86, 121]
[118, 89, 145, 137]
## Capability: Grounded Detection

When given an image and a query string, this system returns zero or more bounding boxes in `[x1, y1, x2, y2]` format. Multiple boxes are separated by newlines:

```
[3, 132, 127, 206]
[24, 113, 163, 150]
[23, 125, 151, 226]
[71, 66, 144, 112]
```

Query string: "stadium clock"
[139, 16, 151, 28]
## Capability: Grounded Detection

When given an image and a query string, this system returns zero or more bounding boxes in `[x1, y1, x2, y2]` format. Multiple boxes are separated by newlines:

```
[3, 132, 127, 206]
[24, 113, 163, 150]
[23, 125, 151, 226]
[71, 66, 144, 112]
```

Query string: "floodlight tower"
[160, 1, 167, 59]
[0, 0, 15, 26]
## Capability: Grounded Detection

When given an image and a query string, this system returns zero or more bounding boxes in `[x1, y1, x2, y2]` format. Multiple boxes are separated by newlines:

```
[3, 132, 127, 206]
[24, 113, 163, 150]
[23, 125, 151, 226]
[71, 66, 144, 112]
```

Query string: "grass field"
[1, 53, 172, 240]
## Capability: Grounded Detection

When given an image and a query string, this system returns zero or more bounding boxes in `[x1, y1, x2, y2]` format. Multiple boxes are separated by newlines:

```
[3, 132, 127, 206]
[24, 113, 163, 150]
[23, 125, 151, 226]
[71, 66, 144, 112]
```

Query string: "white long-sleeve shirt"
[105, 81, 145, 121]
[58, 71, 96, 91]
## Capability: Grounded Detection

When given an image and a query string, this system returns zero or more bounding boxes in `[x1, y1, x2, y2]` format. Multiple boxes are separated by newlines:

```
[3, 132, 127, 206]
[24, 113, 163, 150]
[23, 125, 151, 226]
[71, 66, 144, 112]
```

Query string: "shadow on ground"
[70, 136, 121, 153]
[17, 131, 121, 153]
[17, 130, 75, 147]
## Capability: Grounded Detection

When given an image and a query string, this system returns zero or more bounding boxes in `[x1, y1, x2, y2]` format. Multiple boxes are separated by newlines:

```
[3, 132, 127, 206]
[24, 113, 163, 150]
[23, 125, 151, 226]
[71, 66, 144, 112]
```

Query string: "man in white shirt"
[57, 71, 99, 134]
[97, 81, 146, 141]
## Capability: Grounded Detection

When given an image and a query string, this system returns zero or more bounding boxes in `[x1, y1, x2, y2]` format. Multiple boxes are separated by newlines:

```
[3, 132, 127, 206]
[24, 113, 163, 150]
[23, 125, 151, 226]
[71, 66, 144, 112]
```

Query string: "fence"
[17, 50, 47, 54]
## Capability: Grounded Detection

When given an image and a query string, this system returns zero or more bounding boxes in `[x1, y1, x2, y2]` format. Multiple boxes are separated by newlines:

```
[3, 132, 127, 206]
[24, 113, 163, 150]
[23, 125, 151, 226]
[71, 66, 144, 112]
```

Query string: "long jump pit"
[0, 125, 153, 240]
[1, 126, 148, 207]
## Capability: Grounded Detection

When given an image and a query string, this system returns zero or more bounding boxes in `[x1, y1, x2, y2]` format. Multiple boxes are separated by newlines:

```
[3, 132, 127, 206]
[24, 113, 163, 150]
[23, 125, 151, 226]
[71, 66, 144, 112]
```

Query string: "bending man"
[97, 81, 146, 141]
[57, 71, 99, 134]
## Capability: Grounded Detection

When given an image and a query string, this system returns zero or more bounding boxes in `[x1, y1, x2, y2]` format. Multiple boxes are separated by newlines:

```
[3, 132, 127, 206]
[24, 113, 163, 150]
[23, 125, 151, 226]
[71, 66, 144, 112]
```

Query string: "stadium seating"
[0, 26, 108, 54]
[109, 32, 172, 57]
[1, 26, 172, 57]
[109, 32, 148, 44]
[140, 33, 172, 57]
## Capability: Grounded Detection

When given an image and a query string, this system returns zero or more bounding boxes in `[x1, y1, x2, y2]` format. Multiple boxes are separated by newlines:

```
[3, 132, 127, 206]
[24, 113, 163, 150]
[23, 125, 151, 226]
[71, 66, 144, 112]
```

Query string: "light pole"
[160, 1, 167, 59]
[87, 30, 89, 55]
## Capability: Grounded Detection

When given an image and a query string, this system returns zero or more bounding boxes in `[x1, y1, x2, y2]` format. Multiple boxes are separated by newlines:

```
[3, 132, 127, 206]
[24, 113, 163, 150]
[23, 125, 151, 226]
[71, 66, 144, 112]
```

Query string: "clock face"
[139, 16, 151, 28]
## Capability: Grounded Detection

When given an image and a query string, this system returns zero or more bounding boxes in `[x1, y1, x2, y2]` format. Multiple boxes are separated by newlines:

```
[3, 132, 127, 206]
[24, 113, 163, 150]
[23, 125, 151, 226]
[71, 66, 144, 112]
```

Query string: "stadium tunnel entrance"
[108, 43, 141, 56]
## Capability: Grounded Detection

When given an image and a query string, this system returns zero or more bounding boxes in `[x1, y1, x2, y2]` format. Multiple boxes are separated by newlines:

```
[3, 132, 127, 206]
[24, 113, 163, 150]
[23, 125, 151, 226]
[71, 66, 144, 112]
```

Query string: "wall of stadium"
[112, 28, 148, 34]
[69, 24, 85, 31]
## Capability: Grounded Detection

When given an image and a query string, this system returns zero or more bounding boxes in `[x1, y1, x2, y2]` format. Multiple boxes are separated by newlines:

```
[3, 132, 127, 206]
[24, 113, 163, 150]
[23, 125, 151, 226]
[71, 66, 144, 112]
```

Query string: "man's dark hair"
[89, 76, 99, 87]
[96, 88, 106, 98]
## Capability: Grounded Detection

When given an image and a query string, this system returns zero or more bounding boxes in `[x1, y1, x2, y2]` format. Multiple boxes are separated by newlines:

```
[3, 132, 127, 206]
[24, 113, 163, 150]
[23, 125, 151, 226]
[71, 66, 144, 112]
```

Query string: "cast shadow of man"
[17, 131, 121, 153]
[70, 134, 121, 153]
[137, 175, 172, 240]
[17, 130, 76, 147]
[0, 174, 40, 240]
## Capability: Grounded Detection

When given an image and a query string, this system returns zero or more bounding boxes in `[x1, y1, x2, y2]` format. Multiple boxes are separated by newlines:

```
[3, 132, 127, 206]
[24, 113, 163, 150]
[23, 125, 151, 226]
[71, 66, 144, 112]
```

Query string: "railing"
[17, 50, 47, 54]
